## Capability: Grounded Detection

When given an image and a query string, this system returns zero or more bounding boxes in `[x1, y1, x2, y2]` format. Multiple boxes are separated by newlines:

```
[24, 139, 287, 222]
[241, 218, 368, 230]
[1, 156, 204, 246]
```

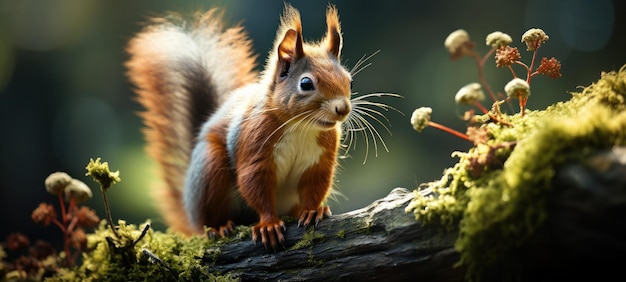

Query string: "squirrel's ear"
[278, 28, 304, 63]
[324, 5, 342, 59]
[277, 4, 304, 64]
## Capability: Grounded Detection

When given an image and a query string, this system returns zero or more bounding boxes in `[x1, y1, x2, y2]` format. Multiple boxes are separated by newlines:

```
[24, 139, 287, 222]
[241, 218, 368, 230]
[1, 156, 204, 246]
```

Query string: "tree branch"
[204, 147, 626, 281]
[207, 188, 463, 281]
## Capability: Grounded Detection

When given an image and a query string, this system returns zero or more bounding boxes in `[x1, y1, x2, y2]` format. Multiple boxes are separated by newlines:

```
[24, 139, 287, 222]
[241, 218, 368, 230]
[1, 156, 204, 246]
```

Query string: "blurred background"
[1, 0, 624, 247]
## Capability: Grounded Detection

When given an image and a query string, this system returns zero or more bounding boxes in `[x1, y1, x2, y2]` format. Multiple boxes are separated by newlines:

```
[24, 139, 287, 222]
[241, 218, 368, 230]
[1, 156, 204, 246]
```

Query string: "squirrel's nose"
[331, 98, 351, 118]
[335, 104, 349, 116]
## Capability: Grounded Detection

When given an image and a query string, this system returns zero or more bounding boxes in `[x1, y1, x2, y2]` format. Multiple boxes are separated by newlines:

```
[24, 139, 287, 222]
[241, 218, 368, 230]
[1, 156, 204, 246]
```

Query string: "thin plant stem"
[67, 198, 76, 222]
[488, 113, 514, 127]
[470, 49, 498, 102]
[473, 101, 489, 114]
[52, 218, 66, 232]
[65, 216, 80, 266]
[428, 121, 472, 142]
[56, 191, 74, 266]
[101, 187, 119, 238]
[507, 65, 518, 78]
[64, 238, 74, 266]
[520, 44, 539, 117]
[67, 216, 79, 234]
[480, 48, 495, 66]
[57, 192, 67, 225]
[526, 47, 539, 83]
[515, 61, 530, 71]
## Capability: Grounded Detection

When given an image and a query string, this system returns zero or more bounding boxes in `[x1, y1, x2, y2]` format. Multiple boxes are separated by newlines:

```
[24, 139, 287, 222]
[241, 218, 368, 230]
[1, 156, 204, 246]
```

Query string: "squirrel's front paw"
[251, 220, 286, 249]
[298, 206, 332, 227]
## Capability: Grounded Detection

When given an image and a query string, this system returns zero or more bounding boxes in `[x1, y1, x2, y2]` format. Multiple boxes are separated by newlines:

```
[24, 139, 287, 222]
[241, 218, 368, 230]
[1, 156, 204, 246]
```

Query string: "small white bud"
[411, 107, 432, 132]
[485, 31, 512, 49]
[521, 28, 549, 51]
[455, 83, 485, 105]
[65, 179, 93, 203]
[504, 78, 530, 99]
[45, 172, 72, 195]
[444, 29, 470, 54]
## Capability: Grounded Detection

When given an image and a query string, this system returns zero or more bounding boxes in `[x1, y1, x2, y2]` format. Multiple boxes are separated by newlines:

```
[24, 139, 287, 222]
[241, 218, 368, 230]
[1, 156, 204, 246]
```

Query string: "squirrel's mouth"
[316, 120, 337, 129]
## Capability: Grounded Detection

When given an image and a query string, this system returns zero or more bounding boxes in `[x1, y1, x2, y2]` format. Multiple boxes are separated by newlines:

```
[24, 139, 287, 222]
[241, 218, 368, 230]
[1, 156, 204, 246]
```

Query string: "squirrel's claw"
[251, 220, 286, 249]
[219, 220, 235, 237]
[206, 220, 235, 239]
[298, 206, 332, 227]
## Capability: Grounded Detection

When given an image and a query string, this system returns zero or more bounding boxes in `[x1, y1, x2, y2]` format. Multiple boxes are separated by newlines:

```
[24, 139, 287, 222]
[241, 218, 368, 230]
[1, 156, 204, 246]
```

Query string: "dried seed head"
[536, 57, 562, 79]
[70, 228, 87, 250]
[29, 240, 56, 260]
[444, 29, 474, 60]
[5, 233, 30, 251]
[521, 28, 549, 51]
[485, 31, 512, 49]
[75, 206, 100, 228]
[31, 203, 57, 226]
[64, 179, 93, 203]
[495, 46, 521, 67]
[504, 78, 531, 99]
[411, 107, 432, 132]
[455, 83, 485, 105]
[45, 172, 72, 195]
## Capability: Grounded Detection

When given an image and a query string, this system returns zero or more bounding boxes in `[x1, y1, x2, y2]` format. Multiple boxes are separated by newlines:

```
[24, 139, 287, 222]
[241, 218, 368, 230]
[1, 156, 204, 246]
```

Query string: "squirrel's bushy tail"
[126, 9, 257, 234]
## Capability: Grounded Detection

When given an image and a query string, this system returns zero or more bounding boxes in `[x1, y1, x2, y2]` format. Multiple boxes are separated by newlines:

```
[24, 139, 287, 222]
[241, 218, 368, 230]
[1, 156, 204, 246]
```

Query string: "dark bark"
[516, 147, 626, 281]
[206, 188, 463, 281]
[204, 147, 626, 281]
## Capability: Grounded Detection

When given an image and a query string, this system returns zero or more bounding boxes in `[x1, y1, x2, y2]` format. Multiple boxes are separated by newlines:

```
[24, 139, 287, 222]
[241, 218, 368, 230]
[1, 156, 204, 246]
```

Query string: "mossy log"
[205, 147, 626, 281]
[516, 147, 626, 281]
[207, 187, 464, 281]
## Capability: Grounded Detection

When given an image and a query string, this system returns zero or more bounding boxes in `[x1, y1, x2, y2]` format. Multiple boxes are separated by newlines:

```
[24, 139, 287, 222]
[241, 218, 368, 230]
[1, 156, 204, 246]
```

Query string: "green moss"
[335, 230, 345, 239]
[85, 157, 121, 190]
[289, 228, 325, 251]
[48, 220, 238, 282]
[306, 249, 325, 267]
[406, 65, 626, 280]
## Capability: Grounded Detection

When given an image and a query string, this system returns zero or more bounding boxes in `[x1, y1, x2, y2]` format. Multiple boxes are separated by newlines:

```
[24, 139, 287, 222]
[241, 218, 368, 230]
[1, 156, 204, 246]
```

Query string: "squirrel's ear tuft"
[277, 4, 304, 63]
[324, 5, 342, 59]
[278, 29, 303, 63]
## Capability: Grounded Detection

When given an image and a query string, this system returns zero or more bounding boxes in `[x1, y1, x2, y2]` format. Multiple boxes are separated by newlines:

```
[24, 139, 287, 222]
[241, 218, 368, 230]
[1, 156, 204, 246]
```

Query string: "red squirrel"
[127, 4, 355, 247]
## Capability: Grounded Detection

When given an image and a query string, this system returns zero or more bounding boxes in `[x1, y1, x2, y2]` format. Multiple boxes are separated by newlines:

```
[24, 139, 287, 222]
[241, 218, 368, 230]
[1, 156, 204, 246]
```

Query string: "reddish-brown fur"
[197, 127, 235, 233]
[235, 112, 283, 223]
[127, 8, 257, 235]
[128, 4, 350, 248]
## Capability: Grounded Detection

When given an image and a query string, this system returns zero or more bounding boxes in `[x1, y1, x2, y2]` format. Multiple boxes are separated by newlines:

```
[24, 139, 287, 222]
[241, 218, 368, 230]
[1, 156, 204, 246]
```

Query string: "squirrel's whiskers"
[342, 51, 402, 164]
[128, 3, 398, 249]
[344, 93, 402, 164]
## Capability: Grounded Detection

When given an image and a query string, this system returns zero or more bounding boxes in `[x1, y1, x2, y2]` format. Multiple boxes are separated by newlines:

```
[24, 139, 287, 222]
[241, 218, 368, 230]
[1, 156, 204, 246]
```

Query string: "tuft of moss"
[406, 65, 626, 280]
[85, 157, 121, 191]
[306, 249, 325, 267]
[48, 220, 238, 281]
[290, 228, 325, 251]
[335, 230, 345, 239]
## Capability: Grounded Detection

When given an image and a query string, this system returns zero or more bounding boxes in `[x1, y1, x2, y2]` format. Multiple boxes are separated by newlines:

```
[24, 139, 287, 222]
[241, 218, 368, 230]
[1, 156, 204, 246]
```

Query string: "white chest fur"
[272, 125, 324, 215]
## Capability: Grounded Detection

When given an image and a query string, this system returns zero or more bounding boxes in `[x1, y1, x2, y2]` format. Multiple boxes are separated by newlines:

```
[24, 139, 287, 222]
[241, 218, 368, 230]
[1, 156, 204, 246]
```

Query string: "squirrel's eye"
[299, 77, 315, 91]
